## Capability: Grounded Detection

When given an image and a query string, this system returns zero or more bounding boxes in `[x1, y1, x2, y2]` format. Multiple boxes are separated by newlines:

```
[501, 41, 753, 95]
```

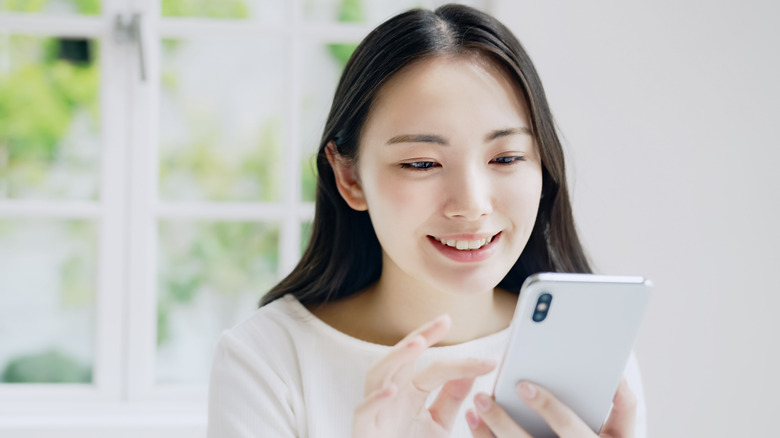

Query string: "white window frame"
[0, 0, 497, 436]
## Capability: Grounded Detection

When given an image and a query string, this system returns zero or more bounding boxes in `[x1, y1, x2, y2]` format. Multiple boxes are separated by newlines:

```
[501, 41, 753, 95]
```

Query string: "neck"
[355, 270, 516, 346]
[307, 258, 518, 347]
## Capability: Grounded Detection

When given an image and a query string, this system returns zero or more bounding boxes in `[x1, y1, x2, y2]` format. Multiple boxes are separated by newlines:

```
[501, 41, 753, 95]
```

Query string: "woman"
[208, 4, 646, 437]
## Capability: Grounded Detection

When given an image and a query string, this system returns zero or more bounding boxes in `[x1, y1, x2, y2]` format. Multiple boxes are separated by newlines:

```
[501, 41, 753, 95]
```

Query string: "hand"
[466, 378, 637, 438]
[352, 315, 497, 438]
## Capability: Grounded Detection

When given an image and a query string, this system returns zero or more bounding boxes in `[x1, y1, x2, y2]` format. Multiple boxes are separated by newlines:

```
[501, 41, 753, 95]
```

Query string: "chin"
[432, 272, 506, 296]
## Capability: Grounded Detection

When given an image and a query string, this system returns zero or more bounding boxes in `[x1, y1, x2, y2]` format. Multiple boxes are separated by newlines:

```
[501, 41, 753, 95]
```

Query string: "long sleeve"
[207, 331, 298, 438]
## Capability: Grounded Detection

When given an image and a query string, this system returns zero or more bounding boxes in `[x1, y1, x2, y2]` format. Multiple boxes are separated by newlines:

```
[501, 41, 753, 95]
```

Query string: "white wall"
[499, 1, 780, 436]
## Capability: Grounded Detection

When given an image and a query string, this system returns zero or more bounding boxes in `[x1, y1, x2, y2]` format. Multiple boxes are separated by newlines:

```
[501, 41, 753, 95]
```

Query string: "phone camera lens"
[532, 293, 552, 323]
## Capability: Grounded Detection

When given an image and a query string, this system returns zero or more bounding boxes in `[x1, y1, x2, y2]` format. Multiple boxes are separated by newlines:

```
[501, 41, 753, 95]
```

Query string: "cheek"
[365, 168, 432, 214]
[361, 168, 431, 242]
[503, 172, 543, 226]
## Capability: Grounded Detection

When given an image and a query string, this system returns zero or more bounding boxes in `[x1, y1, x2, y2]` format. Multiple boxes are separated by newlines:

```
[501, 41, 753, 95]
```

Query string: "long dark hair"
[261, 4, 591, 306]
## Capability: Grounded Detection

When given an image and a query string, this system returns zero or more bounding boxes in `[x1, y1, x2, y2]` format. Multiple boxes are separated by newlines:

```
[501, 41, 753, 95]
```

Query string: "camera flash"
[537, 302, 548, 312]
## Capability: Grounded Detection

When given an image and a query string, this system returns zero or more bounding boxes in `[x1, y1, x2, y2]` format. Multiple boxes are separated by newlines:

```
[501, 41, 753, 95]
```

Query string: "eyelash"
[400, 156, 525, 170]
[400, 162, 438, 170]
[492, 156, 525, 165]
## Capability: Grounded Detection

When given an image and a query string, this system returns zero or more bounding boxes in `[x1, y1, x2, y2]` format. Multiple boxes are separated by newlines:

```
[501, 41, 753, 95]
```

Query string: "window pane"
[156, 220, 279, 384]
[0, 219, 97, 384]
[0, 0, 100, 15]
[302, 0, 423, 25]
[0, 35, 100, 200]
[299, 41, 356, 202]
[159, 38, 286, 202]
[160, 0, 286, 23]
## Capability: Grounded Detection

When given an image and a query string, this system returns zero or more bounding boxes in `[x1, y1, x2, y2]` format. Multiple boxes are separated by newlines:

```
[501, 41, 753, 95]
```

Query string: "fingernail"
[465, 410, 480, 429]
[377, 386, 391, 398]
[435, 314, 451, 325]
[517, 382, 537, 400]
[479, 358, 497, 368]
[475, 393, 492, 411]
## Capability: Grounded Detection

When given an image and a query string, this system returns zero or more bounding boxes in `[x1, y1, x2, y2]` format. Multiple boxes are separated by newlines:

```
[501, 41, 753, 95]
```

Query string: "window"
[0, 0, 493, 435]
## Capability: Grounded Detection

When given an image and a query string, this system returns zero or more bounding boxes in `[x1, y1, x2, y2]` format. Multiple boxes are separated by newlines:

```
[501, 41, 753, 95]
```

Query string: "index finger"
[365, 314, 451, 394]
[399, 313, 452, 347]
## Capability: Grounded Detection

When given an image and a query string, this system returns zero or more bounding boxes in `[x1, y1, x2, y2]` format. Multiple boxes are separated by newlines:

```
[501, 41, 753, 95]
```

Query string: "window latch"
[114, 12, 147, 82]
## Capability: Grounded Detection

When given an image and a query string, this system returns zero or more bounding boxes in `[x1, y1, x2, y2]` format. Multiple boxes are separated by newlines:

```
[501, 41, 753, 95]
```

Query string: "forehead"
[364, 53, 529, 133]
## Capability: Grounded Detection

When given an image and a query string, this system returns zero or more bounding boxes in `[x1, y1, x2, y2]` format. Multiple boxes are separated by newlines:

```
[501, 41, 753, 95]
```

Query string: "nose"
[442, 165, 493, 220]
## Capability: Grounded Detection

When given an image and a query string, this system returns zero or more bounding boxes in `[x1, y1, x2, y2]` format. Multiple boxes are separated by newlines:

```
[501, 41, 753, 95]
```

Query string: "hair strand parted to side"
[261, 4, 590, 307]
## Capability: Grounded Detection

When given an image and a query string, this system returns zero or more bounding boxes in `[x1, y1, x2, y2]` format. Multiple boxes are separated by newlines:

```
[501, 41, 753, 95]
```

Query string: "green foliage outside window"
[1, 350, 92, 383]
[0, 33, 99, 383]
[0, 36, 99, 198]
[0, 0, 99, 14]
[157, 221, 279, 346]
[0, 219, 96, 384]
[327, 0, 362, 74]
[161, 0, 249, 19]
[0, 0, 365, 384]
[159, 117, 283, 202]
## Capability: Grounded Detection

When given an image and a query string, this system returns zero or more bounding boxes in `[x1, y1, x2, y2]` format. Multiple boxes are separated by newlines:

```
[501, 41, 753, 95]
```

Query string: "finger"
[364, 333, 427, 395]
[426, 376, 481, 431]
[364, 315, 451, 394]
[400, 313, 452, 347]
[465, 408, 494, 438]
[600, 378, 637, 438]
[352, 382, 398, 432]
[414, 358, 496, 392]
[515, 381, 593, 437]
[473, 392, 531, 438]
[420, 358, 496, 431]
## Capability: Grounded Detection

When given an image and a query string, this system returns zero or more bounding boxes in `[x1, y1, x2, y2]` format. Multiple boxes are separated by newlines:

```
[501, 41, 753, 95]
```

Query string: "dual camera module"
[532, 293, 552, 322]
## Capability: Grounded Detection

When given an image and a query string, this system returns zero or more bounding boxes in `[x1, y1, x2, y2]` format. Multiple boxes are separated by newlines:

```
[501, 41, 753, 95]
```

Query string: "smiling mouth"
[430, 233, 500, 251]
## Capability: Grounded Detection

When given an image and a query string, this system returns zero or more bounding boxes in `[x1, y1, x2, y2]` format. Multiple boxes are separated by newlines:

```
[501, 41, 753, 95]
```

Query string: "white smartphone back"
[493, 273, 652, 438]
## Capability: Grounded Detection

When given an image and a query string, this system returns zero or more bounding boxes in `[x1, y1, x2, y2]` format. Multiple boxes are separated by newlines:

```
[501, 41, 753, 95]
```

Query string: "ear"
[325, 141, 368, 211]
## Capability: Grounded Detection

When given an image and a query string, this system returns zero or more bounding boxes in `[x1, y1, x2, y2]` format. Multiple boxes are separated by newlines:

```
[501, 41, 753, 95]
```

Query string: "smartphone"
[492, 273, 652, 438]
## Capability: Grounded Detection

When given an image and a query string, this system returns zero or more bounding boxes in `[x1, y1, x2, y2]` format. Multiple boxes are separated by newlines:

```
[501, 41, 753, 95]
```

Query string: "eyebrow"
[386, 127, 531, 146]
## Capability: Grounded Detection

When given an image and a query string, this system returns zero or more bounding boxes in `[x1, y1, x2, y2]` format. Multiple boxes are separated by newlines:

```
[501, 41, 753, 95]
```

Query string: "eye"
[491, 156, 525, 165]
[400, 161, 439, 170]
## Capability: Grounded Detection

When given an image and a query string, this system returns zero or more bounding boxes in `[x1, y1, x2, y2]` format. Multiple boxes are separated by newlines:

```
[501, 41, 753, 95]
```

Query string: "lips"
[427, 232, 501, 263]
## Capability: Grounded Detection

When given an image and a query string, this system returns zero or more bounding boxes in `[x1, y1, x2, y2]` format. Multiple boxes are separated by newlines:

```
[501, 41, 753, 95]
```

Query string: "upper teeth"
[435, 235, 494, 250]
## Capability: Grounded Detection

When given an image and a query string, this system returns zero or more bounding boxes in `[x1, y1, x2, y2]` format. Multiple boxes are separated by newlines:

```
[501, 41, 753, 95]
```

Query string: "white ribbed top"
[207, 294, 647, 437]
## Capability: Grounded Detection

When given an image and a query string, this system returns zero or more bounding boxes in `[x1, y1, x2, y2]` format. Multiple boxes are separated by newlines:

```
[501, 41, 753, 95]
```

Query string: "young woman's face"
[354, 55, 543, 295]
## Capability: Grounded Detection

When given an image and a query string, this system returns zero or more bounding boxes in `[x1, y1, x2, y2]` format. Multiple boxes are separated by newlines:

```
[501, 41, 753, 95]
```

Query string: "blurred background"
[0, 0, 777, 437]
[499, 1, 780, 437]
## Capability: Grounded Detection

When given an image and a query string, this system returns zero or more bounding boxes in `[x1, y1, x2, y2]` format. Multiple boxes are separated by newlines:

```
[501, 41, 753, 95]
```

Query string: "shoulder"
[208, 295, 313, 436]
[208, 295, 313, 419]
[216, 294, 313, 362]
